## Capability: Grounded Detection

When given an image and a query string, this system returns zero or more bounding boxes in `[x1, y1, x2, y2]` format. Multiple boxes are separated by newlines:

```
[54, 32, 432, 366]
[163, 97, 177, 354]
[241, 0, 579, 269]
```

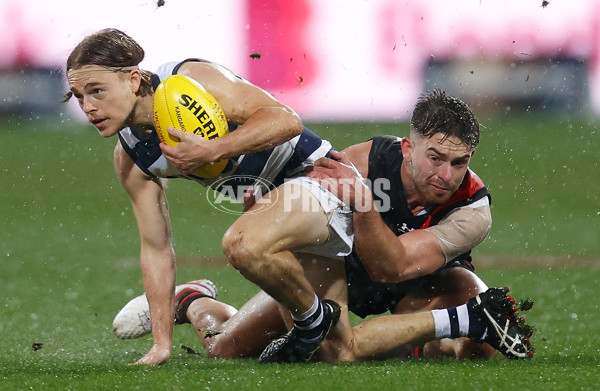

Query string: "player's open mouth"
[91, 118, 107, 128]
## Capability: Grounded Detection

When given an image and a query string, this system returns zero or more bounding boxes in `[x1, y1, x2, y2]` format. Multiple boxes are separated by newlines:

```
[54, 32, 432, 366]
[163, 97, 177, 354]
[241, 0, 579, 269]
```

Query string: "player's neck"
[128, 95, 155, 134]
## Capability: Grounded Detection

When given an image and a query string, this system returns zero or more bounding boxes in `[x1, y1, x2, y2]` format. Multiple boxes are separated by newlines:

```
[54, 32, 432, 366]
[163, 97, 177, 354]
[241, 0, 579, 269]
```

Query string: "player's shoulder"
[370, 135, 402, 150]
[153, 61, 180, 80]
[373, 135, 402, 142]
[366, 135, 403, 160]
[339, 141, 370, 178]
[343, 140, 372, 155]
[151, 60, 229, 83]
[177, 60, 239, 82]
[177, 59, 215, 72]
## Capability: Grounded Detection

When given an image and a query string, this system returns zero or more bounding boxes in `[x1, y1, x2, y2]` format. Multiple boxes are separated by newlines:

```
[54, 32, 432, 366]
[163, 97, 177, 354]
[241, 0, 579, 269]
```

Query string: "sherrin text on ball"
[153, 74, 229, 177]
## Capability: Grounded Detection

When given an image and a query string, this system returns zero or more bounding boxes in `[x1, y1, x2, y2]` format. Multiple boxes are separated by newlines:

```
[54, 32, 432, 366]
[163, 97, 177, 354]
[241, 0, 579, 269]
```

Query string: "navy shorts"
[345, 254, 475, 319]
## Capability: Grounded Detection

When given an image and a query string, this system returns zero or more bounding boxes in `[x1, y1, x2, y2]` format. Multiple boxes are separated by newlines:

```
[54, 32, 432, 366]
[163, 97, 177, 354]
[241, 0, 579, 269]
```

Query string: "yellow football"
[153, 74, 229, 178]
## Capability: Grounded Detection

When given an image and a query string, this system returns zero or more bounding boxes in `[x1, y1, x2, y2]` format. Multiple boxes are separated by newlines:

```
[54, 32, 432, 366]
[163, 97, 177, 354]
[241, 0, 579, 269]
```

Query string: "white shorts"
[284, 176, 354, 258]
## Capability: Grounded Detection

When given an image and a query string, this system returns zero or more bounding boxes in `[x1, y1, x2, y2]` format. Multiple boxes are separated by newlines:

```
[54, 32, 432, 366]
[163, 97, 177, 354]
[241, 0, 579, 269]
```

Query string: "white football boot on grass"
[112, 279, 218, 339]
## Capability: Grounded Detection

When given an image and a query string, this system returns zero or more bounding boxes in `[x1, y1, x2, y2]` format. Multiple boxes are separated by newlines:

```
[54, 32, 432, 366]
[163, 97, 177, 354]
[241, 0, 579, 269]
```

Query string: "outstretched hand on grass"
[133, 344, 171, 366]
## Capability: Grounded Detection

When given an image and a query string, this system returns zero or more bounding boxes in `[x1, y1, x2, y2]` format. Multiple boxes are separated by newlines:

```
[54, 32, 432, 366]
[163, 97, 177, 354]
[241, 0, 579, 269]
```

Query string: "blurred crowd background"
[0, 0, 598, 122]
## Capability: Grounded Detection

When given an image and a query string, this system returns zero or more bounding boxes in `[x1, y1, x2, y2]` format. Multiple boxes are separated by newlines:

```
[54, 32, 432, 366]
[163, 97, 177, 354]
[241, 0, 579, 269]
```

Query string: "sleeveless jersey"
[117, 59, 333, 195]
[346, 135, 491, 318]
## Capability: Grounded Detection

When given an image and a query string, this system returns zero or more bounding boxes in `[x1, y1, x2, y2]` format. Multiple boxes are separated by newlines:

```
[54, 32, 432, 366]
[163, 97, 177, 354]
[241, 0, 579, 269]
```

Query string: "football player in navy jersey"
[116, 90, 534, 362]
[66, 28, 351, 365]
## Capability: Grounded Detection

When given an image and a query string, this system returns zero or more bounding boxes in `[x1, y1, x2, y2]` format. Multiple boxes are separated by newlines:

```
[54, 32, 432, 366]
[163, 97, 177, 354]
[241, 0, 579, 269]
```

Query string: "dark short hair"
[410, 89, 480, 148]
[64, 28, 153, 99]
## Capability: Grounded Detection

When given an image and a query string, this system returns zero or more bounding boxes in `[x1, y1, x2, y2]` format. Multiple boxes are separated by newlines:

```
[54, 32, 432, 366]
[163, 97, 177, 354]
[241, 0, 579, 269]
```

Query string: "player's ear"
[401, 137, 414, 163]
[128, 69, 142, 95]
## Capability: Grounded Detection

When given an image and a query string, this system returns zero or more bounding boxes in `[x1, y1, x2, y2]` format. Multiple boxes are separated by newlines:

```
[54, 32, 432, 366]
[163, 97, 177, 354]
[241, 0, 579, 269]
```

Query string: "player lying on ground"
[114, 274, 533, 361]
[66, 28, 352, 365]
[114, 90, 534, 361]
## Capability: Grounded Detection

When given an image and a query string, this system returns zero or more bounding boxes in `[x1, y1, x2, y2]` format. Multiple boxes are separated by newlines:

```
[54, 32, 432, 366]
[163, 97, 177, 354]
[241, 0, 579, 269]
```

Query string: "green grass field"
[1, 113, 599, 390]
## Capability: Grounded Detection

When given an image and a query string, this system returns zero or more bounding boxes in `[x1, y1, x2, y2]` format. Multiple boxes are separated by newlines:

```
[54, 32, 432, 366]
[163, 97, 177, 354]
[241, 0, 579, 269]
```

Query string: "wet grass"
[1, 113, 599, 389]
[1, 265, 599, 390]
[3, 358, 598, 391]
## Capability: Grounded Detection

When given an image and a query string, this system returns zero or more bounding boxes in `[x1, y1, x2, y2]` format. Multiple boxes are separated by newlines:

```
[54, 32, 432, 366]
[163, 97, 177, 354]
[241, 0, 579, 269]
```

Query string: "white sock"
[431, 304, 470, 339]
[291, 294, 325, 342]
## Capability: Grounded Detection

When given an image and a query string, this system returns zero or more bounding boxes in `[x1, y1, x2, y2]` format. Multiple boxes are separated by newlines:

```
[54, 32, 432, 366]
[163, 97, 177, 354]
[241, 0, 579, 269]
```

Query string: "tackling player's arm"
[352, 212, 448, 283]
[160, 61, 303, 174]
[114, 142, 176, 365]
[352, 200, 491, 284]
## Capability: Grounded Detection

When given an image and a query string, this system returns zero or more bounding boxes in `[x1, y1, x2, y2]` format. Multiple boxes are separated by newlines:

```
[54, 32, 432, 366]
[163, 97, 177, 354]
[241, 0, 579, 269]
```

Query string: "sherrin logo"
[153, 74, 230, 178]
[177, 94, 219, 140]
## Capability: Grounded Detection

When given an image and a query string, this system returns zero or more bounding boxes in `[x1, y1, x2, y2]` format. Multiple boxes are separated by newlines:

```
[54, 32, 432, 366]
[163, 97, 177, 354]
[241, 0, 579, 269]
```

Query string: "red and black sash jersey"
[345, 135, 491, 318]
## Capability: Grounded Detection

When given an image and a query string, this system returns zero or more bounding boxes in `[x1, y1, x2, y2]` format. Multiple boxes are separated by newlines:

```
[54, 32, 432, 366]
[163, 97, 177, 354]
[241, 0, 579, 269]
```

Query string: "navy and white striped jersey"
[118, 59, 333, 196]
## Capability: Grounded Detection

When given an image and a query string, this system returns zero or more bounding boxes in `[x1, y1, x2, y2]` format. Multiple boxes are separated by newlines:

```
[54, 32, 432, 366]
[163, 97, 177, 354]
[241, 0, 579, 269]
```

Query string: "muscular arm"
[160, 62, 304, 173]
[352, 210, 446, 283]
[353, 198, 491, 284]
[114, 142, 176, 365]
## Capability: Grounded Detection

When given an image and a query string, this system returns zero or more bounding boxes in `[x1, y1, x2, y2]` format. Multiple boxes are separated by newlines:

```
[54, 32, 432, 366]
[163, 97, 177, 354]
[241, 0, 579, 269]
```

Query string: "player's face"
[68, 67, 139, 138]
[402, 132, 474, 206]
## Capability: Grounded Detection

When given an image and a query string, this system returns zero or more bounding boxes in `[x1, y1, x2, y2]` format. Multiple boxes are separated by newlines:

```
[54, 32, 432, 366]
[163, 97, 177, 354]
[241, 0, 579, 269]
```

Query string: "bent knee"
[223, 227, 259, 267]
[222, 227, 275, 276]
